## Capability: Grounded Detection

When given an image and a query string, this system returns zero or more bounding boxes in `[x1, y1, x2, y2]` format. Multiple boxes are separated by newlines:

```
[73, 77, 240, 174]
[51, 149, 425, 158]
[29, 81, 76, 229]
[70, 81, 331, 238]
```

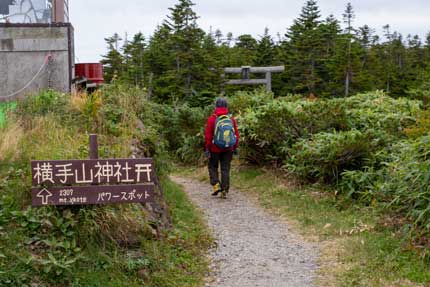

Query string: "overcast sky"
[70, 0, 430, 63]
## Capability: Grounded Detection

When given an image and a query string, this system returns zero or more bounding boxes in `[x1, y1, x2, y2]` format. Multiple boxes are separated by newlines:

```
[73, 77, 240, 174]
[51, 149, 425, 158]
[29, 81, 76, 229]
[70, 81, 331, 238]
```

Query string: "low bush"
[165, 90, 419, 168]
[338, 135, 430, 246]
[404, 110, 430, 139]
[342, 91, 420, 137]
[228, 88, 274, 115]
[237, 94, 348, 164]
[157, 103, 211, 165]
[176, 134, 205, 165]
[375, 137, 430, 237]
[17, 90, 69, 120]
[287, 130, 375, 183]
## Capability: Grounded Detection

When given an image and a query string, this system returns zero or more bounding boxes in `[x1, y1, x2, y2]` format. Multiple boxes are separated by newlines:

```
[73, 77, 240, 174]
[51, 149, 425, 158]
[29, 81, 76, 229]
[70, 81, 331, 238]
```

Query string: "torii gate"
[223, 66, 285, 92]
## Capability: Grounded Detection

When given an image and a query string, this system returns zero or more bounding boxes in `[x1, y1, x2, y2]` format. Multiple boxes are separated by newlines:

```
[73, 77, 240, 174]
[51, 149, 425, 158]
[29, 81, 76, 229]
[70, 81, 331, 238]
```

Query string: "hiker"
[204, 97, 240, 199]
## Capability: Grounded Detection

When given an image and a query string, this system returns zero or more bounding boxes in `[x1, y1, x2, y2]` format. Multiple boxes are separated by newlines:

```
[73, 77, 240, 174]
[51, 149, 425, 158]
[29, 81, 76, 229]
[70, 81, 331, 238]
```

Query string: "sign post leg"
[89, 134, 98, 159]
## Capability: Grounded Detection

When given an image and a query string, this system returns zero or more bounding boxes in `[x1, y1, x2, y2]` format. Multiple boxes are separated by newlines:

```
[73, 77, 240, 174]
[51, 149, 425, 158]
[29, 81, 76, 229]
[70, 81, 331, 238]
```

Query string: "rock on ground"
[170, 176, 319, 287]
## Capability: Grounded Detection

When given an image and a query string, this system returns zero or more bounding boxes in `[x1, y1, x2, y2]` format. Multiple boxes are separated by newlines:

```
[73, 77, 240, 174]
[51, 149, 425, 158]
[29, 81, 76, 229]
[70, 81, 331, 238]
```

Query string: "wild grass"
[0, 119, 23, 161]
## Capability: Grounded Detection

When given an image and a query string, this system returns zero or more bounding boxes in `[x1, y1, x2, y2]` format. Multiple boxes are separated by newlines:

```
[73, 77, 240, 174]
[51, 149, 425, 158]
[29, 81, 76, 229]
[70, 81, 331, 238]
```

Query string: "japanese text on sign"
[31, 159, 153, 186]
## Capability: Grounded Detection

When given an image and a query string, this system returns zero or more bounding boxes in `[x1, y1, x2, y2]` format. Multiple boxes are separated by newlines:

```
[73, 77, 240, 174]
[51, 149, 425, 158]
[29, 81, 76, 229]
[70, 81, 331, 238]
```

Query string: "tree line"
[101, 0, 430, 104]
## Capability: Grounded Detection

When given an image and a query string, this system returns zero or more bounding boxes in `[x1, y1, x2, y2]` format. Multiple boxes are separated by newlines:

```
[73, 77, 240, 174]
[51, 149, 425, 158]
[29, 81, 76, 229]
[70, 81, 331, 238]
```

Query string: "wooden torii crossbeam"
[223, 66, 285, 92]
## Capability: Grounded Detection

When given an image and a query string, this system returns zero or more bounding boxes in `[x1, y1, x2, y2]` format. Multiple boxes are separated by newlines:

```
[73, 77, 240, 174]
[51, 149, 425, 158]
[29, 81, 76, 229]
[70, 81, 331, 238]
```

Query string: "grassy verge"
[175, 165, 430, 287]
[0, 166, 211, 286]
[139, 178, 212, 287]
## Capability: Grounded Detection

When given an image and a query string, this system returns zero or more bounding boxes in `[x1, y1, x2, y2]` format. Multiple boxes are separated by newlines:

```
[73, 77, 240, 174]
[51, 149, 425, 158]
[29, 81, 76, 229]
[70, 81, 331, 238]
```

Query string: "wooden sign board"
[31, 158, 155, 206]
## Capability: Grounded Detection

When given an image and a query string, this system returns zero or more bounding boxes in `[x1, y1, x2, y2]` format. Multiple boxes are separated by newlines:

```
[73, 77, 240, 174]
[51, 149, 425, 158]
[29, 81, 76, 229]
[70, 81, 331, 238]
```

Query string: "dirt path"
[171, 176, 319, 287]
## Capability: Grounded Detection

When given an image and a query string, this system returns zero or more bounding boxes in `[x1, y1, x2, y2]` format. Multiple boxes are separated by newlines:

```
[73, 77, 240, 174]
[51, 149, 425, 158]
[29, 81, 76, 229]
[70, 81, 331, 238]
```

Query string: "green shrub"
[340, 168, 381, 203]
[338, 135, 430, 241]
[157, 104, 210, 165]
[343, 91, 420, 136]
[238, 97, 348, 164]
[287, 130, 375, 183]
[374, 136, 430, 236]
[186, 90, 218, 108]
[404, 110, 430, 139]
[99, 85, 150, 134]
[176, 133, 205, 165]
[228, 89, 274, 114]
[16, 90, 69, 118]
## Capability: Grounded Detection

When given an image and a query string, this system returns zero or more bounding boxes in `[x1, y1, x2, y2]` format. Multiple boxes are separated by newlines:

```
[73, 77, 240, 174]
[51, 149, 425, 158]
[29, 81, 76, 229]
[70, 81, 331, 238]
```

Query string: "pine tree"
[217, 31, 236, 71]
[141, 0, 223, 102]
[122, 32, 146, 87]
[227, 34, 258, 67]
[377, 25, 407, 95]
[356, 25, 378, 92]
[226, 32, 233, 47]
[236, 34, 258, 50]
[145, 24, 175, 100]
[255, 28, 276, 66]
[164, 0, 206, 99]
[101, 33, 124, 83]
[236, 34, 258, 64]
[284, 0, 324, 95]
[188, 31, 222, 107]
[342, 2, 355, 96]
[319, 15, 342, 96]
[215, 29, 223, 45]
[322, 3, 369, 97]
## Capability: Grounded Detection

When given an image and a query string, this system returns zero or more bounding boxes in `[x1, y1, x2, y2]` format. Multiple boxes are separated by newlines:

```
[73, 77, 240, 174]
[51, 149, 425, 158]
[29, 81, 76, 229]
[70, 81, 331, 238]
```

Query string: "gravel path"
[170, 176, 319, 287]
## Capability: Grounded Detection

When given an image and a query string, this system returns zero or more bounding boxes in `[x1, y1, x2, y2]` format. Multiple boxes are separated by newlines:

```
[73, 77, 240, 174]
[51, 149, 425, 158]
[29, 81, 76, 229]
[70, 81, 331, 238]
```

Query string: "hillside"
[0, 88, 212, 286]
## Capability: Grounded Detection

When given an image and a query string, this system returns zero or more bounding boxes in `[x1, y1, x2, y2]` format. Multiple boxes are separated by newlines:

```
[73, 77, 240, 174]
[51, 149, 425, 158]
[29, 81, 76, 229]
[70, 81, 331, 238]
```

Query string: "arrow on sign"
[37, 188, 52, 205]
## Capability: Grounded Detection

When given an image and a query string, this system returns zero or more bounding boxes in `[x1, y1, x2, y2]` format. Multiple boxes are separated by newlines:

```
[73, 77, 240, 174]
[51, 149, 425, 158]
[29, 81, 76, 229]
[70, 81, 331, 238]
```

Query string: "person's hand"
[204, 150, 211, 159]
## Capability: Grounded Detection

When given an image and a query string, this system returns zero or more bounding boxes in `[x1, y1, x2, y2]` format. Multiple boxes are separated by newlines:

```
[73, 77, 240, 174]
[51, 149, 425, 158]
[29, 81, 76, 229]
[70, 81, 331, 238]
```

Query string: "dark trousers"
[208, 151, 233, 191]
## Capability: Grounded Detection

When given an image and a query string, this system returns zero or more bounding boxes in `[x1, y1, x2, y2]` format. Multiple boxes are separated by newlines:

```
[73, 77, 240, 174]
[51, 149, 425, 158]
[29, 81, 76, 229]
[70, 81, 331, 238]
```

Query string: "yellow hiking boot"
[211, 183, 221, 196]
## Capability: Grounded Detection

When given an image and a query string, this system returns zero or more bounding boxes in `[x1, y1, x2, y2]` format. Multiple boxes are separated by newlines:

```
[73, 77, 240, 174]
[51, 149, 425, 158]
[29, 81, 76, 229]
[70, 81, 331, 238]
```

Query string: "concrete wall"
[0, 23, 74, 102]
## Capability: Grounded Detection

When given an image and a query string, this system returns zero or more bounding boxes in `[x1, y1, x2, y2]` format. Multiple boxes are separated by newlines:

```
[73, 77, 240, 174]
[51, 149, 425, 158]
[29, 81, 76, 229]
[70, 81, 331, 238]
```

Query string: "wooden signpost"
[31, 134, 155, 206]
[223, 66, 285, 92]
